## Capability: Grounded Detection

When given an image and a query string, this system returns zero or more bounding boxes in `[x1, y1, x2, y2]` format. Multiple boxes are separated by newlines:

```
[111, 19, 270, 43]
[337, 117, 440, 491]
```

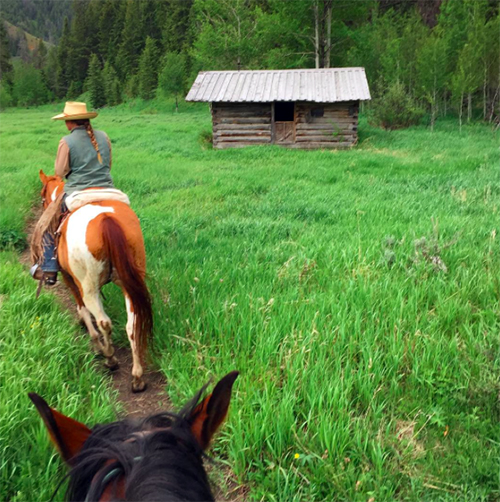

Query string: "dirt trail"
[21, 208, 247, 501]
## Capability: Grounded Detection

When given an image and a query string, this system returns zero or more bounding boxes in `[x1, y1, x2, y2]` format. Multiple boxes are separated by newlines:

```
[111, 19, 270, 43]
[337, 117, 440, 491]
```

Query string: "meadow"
[1, 101, 499, 501]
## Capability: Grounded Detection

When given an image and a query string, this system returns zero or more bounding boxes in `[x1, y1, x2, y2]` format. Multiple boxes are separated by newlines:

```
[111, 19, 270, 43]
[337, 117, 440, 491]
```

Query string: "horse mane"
[66, 390, 214, 502]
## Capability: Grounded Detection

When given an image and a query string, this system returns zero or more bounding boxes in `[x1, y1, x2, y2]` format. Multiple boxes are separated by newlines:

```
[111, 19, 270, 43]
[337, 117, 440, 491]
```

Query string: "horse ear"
[189, 371, 239, 450]
[28, 393, 91, 464]
[39, 170, 48, 184]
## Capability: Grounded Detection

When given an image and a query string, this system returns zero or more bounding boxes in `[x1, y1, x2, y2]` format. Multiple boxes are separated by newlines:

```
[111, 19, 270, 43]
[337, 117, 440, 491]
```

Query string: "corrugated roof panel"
[186, 68, 371, 103]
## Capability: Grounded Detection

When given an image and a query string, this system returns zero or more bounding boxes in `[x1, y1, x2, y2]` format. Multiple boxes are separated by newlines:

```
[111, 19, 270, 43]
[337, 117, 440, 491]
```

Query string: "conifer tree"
[87, 54, 106, 108]
[138, 37, 158, 100]
[103, 61, 121, 106]
[162, 0, 194, 53]
[0, 18, 13, 84]
[56, 17, 71, 97]
[33, 38, 47, 70]
[116, 0, 144, 78]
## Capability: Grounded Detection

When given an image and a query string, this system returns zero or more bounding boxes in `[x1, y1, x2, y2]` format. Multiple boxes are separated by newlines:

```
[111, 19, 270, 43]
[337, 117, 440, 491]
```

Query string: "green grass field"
[1, 101, 499, 501]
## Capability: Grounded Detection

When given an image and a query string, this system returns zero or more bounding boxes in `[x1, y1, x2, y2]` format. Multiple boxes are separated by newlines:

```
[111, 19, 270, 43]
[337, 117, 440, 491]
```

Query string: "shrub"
[12, 61, 50, 107]
[0, 82, 13, 109]
[369, 81, 424, 130]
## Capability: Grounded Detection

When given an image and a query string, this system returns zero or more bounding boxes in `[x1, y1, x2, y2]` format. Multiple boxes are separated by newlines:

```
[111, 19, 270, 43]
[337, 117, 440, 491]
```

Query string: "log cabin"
[185, 68, 371, 149]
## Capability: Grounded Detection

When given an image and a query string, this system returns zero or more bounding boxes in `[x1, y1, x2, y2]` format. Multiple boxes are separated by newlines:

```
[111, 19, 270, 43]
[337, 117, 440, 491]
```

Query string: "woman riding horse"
[32, 102, 152, 392]
[31, 101, 114, 286]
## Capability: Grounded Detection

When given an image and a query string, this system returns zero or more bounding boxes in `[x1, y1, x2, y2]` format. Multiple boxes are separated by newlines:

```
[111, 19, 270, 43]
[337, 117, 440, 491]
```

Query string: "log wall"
[212, 103, 272, 149]
[293, 101, 358, 149]
[211, 101, 359, 149]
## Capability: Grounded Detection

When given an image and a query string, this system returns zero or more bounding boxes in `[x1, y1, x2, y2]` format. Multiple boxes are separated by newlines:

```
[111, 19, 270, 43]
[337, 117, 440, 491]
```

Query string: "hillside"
[0, 0, 71, 44]
[4, 20, 53, 60]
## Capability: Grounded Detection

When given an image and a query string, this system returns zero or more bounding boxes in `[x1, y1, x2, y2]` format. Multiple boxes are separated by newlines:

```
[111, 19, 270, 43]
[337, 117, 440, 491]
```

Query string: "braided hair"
[75, 119, 103, 164]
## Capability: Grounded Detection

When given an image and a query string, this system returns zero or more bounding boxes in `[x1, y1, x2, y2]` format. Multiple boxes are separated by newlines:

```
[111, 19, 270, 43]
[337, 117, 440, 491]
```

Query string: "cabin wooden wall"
[212, 103, 272, 149]
[211, 101, 358, 149]
[293, 101, 358, 149]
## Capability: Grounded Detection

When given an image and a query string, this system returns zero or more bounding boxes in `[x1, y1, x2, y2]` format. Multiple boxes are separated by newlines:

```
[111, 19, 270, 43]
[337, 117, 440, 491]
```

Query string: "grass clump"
[0, 254, 117, 501]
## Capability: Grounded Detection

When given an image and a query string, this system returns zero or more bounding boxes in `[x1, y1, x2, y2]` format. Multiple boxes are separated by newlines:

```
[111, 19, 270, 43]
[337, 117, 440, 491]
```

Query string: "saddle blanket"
[66, 188, 130, 212]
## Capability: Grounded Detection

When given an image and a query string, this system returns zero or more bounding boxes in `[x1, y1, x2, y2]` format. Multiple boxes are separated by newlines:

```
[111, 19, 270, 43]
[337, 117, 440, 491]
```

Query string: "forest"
[0, 0, 499, 128]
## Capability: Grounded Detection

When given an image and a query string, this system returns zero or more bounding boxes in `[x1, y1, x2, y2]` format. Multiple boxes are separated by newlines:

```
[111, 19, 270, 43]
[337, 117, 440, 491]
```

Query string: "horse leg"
[81, 287, 119, 370]
[124, 294, 146, 393]
[61, 271, 103, 356]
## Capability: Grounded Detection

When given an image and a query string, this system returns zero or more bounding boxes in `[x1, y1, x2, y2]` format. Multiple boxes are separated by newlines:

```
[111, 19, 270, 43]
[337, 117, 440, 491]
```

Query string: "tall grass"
[1, 101, 499, 501]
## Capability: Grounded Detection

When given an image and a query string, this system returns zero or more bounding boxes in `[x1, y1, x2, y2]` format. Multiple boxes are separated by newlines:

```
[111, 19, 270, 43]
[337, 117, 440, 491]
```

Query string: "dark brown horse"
[29, 371, 239, 501]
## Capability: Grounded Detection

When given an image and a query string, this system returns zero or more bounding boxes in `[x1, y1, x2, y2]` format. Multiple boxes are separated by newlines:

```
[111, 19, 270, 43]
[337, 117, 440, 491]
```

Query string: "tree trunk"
[467, 92, 472, 122]
[314, 1, 319, 69]
[459, 92, 463, 132]
[324, 0, 332, 68]
[175, 94, 178, 113]
[483, 64, 487, 120]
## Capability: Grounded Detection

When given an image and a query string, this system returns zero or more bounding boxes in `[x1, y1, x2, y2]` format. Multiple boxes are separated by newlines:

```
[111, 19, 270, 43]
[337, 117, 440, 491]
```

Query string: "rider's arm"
[54, 139, 70, 178]
[104, 133, 112, 169]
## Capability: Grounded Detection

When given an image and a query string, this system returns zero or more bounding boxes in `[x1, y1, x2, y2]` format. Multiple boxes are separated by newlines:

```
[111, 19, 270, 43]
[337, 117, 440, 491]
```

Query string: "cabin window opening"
[275, 102, 294, 121]
[311, 108, 324, 118]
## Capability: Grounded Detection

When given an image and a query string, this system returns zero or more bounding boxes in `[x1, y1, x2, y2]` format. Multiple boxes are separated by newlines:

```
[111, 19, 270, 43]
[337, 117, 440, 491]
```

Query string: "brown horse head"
[39, 169, 64, 209]
[29, 371, 239, 501]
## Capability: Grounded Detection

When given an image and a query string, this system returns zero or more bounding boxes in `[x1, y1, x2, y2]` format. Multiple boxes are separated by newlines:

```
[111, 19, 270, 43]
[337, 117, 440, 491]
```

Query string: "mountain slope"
[0, 0, 71, 44]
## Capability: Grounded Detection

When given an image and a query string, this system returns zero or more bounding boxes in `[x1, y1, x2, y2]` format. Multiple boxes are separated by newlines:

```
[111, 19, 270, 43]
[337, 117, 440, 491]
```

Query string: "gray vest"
[63, 126, 114, 195]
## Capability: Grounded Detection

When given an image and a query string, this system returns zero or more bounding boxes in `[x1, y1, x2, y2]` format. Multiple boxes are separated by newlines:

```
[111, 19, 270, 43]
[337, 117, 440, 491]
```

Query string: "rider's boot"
[30, 264, 58, 286]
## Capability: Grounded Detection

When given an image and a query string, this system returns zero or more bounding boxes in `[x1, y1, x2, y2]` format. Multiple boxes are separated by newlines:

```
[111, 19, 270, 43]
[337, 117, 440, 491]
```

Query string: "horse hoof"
[132, 379, 147, 393]
[105, 357, 119, 371]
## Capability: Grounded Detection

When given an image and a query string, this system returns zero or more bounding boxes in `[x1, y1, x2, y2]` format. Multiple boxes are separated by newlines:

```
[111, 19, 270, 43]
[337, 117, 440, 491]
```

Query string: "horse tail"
[100, 215, 152, 362]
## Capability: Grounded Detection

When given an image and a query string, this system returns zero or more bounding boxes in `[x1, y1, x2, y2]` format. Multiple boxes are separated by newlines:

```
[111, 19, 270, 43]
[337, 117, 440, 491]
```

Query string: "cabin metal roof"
[186, 68, 371, 103]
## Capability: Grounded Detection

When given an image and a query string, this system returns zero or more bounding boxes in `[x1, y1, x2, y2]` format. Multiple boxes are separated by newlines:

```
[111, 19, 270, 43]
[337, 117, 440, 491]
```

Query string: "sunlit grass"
[1, 101, 499, 501]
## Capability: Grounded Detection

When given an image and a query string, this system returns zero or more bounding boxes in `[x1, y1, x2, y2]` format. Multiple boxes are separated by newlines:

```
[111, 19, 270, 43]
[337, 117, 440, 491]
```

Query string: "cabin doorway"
[273, 102, 295, 144]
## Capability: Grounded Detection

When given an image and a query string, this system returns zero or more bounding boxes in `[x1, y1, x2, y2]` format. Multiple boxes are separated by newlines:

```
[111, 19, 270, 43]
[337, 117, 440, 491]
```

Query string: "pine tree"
[56, 17, 71, 97]
[162, 0, 194, 53]
[43, 46, 59, 95]
[0, 18, 13, 84]
[87, 54, 106, 108]
[70, 0, 97, 93]
[138, 37, 158, 100]
[158, 52, 186, 111]
[103, 61, 121, 106]
[98, 0, 124, 65]
[33, 38, 48, 70]
[116, 0, 144, 78]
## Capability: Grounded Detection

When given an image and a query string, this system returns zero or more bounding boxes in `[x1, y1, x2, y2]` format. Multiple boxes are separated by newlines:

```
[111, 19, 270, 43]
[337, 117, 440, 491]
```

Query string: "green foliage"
[191, 0, 263, 70]
[55, 16, 71, 97]
[162, 0, 194, 53]
[370, 80, 425, 130]
[138, 37, 158, 100]
[158, 52, 185, 110]
[103, 62, 121, 106]
[87, 53, 106, 108]
[11, 60, 49, 106]
[0, 81, 13, 108]
[0, 18, 13, 82]
[116, 0, 144, 79]
[124, 74, 140, 99]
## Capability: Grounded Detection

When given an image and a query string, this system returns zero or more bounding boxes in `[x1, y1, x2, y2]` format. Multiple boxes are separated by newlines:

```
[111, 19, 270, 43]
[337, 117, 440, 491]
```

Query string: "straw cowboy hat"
[52, 101, 98, 121]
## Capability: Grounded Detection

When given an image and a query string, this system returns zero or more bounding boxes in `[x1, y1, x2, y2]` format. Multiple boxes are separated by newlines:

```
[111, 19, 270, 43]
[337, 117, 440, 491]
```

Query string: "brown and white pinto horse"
[39, 170, 152, 392]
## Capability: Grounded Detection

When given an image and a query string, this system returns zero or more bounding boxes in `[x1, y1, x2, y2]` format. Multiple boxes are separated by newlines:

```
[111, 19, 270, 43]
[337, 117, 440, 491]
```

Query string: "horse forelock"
[66, 412, 214, 502]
